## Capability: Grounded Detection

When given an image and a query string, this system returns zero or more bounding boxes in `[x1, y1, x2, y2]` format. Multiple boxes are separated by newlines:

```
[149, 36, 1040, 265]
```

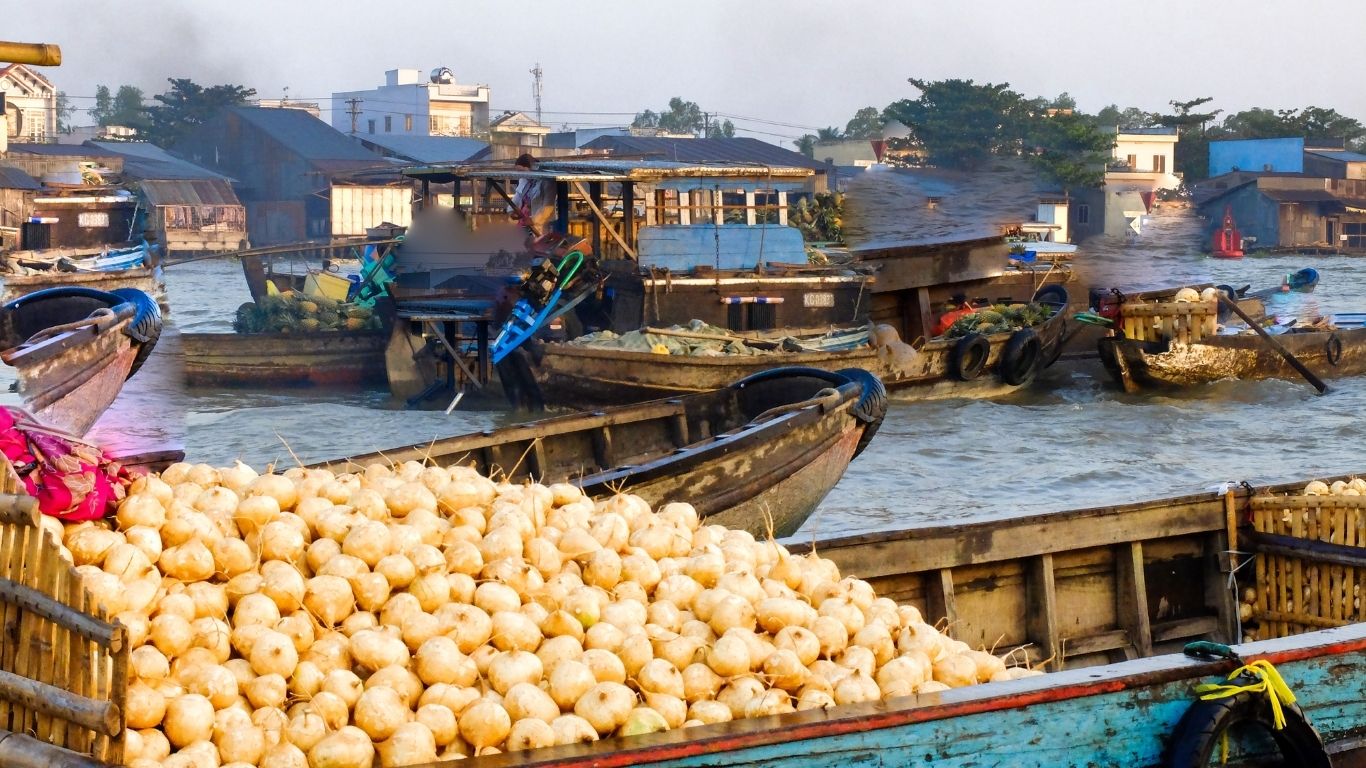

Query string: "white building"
[0, 64, 58, 147]
[331, 68, 490, 139]
[1106, 126, 1181, 191]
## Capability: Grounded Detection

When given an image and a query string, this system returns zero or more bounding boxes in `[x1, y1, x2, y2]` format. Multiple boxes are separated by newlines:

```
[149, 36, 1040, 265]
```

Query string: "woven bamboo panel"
[0, 455, 126, 765]
[1120, 299, 1218, 343]
[1250, 494, 1366, 639]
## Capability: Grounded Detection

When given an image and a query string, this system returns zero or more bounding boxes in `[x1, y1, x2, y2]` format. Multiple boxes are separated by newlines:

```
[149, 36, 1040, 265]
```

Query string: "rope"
[1195, 659, 1297, 730]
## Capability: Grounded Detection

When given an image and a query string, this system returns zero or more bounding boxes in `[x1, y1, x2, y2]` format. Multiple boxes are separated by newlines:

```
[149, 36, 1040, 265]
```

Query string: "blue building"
[1208, 138, 1305, 177]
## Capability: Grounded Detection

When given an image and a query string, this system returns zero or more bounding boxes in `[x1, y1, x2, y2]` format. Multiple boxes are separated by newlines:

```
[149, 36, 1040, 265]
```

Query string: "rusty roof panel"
[139, 179, 242, 207]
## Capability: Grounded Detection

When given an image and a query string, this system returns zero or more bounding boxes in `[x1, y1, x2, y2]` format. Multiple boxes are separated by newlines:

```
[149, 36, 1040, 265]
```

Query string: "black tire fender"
[949, 333, 990, 381]
[833, 367, 887, 460]
[110, 288, 163, 380]
[999, 328, 1042, 386]
[1326, 334, 1343, 367]
[1033, 283, 1069, 306]
[1164, 691, 1331, 768]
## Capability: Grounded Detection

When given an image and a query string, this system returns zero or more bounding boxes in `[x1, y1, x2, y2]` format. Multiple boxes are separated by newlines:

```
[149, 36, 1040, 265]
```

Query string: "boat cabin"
[399, 159, 874, 335]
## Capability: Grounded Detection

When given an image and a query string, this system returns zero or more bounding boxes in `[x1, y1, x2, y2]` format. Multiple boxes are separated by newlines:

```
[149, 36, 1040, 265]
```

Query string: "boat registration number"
[803, 292, 834, 308]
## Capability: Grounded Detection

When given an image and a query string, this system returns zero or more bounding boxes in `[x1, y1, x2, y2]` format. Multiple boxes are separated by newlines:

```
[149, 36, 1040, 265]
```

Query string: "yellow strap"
[1195, 660, 1297, 730]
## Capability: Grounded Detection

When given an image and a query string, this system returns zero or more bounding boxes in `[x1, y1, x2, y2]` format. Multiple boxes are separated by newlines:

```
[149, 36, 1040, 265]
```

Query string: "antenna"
[530, 62, 543, 125]
[345, 97, 363, 134]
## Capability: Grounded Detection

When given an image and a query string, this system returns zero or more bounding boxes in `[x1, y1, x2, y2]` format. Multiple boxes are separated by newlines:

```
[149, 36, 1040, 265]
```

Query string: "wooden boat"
[1, 242, 167, 309]
[180, 328, 388, 387]
[527, 286, 1071, 407]
[315, 366, 887, 538]
[0, 287, 162, 436]
[1098, 320, 1366, 392]
[1248, 267, 1320, 299]
[1211, 204, 1245, 259]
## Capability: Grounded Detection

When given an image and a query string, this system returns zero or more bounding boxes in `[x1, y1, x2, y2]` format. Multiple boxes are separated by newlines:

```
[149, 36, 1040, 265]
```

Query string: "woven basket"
[1250, 493, 1366, 639]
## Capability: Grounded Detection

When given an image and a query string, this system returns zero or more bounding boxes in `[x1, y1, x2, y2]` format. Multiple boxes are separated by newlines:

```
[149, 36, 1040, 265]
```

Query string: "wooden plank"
[1115, 542, 1152, 658]
[0, 668, 119, 737]
[1060, 629, 1131, 657]
[924, 569, 957, 637]
[0, 580, 120, 647]
[1150, 615, 1220, 644]
[591, 426, 614, 471]
[1025, 555, 1060, 670]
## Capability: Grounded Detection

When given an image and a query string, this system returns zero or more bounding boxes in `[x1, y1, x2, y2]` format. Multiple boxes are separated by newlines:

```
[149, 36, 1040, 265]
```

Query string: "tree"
[794, 135, 816, 159]
[631, 98, 721, 136]
[1154, 96, 1221, 183]
[883, 78, 1029, 169]
[816, 126, 843, 141]
[112, 86, 147, 131]
[1093, 104, 1155, 129]
[705, 119, 734, 138]
[843, 107, 883, 139]
[630, 109, 659, 129]
[1050, 92, 1077, 111]
[144, 78, 255, 148]
[88, 85, 114, 124]
[55, 91, 76, 134]
[1027, 111, 1114, 191]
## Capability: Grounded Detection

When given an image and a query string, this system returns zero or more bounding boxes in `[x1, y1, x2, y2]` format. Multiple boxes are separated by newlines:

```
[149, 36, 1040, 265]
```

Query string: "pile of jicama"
[52, 460, 1042, 768]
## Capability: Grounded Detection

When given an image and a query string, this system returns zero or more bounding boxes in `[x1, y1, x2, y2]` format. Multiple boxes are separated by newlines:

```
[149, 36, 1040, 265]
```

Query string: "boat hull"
[1, 267, 167, 311]
[320, 367, 884, 538]
[534, 304, 1070, 407]
[181, 330, 388, 387]
[1098, 326, 1366, 391]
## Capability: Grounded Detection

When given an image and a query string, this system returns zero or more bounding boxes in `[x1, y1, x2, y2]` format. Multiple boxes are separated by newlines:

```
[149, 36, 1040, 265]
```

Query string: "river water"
[17, 177, 1365, 538]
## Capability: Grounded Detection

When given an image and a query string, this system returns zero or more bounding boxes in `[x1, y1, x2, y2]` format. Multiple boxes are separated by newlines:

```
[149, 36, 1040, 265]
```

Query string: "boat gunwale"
[439, 623, 1366, 768]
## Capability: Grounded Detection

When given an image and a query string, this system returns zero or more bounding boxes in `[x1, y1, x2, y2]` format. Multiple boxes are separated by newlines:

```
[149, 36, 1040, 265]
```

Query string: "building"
[0, 164, 42, 249]
[0, 64, 57, 147]
[1302, 147, 1366, 180]
[2, 142, 123, 186]
[175, 107, 409, 246]
[331, 68, 490, 139]
[88, 141, 247, 256]
[1108, 127, 1181, 190]
[1209, 137, 1305, 177]
[580, 135, 831, 193]
[487, 111, 552, 161]
[57, 125, 138, 145]
[1196, 175, 1366, 251]
[251, 99, 322, 120]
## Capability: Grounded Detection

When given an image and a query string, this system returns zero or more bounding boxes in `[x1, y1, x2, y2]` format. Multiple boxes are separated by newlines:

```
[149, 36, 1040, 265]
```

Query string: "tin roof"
[0, 165, 42, 190]
[87, 141, 235, 181]
[580, 136, 827, 171]
[229, 107, 394, 168]
[358, 134, 489, 163]
[404, 157, 814, 183]
[139, 179, 242, 207]
[1307, 149, 1366, 163]
[5, 142, 120, 158]
[1260, 188, 1340, 203]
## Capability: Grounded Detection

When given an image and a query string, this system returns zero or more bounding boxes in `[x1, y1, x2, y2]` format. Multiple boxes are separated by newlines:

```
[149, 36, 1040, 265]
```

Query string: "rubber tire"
[949, 334, 990, 381]
[1326, 334, 1343, 367]
[1164, 692, 1330, 768]
[833, 367, 888, 460]
[999, 329, 1041, 386]
[1034, 283, 1069, 306]
[110, 288, 163, 380]
[1216, 284, 1239, 322]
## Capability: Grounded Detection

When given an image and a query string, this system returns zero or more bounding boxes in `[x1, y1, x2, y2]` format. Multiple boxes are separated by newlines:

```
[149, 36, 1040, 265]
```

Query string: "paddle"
[1216, 294, 1327, 395]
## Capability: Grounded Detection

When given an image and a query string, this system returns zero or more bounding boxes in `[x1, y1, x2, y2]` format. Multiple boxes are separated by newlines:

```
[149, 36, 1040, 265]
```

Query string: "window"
[404, 114, 413, 132]
[1075, 204, 1090, 225]
[1126, 154, 1137, 170]
[384, 115, 392, 132]
[1345, 222, 1366, 249]
[367, 119, 375, 134]
[1153, 155, 1166, 173]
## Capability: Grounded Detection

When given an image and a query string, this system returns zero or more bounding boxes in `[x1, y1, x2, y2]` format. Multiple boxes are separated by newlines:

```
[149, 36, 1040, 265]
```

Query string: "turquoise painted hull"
[461, 624, 1366, 767]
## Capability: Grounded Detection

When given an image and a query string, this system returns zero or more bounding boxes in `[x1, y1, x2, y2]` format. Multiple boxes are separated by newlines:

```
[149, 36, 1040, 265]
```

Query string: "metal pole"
[0, 42, 61, 66]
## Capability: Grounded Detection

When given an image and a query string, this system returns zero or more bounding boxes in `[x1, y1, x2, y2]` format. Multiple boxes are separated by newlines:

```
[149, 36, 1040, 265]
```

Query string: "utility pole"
[346, 97, 363, 134]
[703, 111, 711, 138]
[530, 63, 543, 125]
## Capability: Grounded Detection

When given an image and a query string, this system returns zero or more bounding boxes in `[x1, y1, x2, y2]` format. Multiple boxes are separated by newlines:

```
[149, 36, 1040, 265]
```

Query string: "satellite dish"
[430, 67, 454, 84]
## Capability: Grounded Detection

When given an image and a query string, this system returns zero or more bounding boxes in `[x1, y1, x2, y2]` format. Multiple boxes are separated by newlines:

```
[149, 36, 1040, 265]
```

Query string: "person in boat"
[933, 294, 978, 337]
[509, 154, 558, 237]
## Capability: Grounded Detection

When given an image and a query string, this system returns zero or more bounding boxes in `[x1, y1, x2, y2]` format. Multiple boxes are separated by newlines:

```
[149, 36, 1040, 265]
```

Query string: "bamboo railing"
[0, 458, 126, 767]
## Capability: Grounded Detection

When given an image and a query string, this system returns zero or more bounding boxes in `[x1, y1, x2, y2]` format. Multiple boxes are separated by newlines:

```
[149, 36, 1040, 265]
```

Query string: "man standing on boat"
[509, 154, 557, 237]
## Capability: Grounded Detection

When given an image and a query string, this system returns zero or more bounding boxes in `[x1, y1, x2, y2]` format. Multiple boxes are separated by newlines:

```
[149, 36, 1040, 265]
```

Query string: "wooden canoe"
[1, 266, 167, 312]
[315, 366, 887, 538]
[1098, 325, 1366, 392]
[395, 473, 1363, 767]
[529, 291, 1071, 408]
[0, 287, 162, 436]
[180, 329, 389, 388]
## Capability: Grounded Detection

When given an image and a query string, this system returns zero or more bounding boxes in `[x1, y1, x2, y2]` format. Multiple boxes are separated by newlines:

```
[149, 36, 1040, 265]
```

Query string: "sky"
[12, 0, 1364, 146]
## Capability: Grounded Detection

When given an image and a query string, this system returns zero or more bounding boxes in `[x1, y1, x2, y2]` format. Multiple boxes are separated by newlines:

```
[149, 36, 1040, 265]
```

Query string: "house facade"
[1108, 127, 1181, 190]
[0, 64, 57, 147]
[331, 68, 491, 139]
[1197, 175, 1366, 251]
[176, 107, 409, 246]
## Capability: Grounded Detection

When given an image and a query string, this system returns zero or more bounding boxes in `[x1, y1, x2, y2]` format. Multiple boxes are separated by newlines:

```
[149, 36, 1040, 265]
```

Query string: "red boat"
[1211, 204, 1244, 258]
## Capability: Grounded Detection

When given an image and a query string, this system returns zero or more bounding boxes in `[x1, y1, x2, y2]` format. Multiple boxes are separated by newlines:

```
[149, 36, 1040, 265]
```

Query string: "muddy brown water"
[4, 187, 1362, 537]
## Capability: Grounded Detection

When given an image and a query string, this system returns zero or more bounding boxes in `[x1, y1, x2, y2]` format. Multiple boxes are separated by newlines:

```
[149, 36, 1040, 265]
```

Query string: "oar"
[1217, 294, 1327, 394]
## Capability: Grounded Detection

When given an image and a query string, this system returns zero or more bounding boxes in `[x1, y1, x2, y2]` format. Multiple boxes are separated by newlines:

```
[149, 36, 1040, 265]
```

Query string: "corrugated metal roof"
[140, 179, 242, 207]
[229, 107, 391, 165]
[404, 157, 814, 183]
[87, 141, 235, 181]
[0, 165, 42, 190]
[358, 134, 488, 163]
[580, 136, 827, 171]
[1261, 188, 1338, 203]
[1308, 149, 1366, 163]
[6, 142, 120, 157]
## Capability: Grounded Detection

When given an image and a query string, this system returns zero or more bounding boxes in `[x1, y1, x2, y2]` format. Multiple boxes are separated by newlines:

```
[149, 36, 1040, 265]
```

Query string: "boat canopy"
[404, 158, 812, 192]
